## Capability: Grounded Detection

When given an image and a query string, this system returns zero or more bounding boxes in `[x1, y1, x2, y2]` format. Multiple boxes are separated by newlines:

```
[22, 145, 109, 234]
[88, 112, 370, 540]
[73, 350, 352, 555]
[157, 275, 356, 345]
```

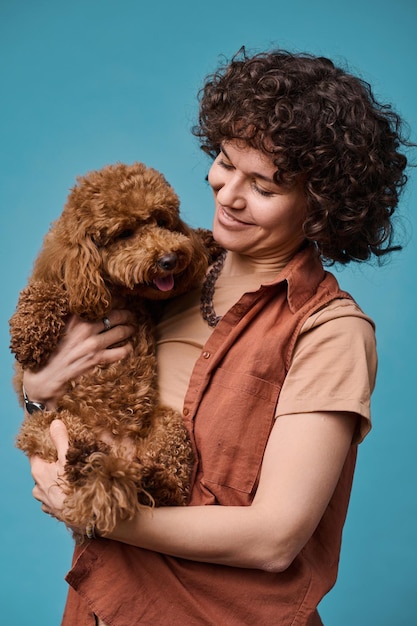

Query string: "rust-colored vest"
[62, 245, 356, 626]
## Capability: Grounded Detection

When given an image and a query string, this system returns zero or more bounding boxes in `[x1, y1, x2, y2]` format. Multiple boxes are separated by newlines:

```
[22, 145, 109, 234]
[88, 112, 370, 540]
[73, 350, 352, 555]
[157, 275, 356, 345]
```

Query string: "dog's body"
[10, 162, 220, 540]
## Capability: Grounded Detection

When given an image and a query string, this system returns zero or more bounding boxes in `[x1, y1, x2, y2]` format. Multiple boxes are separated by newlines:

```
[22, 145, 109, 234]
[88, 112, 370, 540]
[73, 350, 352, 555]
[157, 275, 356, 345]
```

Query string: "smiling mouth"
[218, 205, 252, 226]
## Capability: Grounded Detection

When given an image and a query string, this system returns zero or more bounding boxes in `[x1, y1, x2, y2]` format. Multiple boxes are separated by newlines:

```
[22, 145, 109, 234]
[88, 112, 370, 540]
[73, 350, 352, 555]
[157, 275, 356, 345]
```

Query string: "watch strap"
[22, 386, 46, 414]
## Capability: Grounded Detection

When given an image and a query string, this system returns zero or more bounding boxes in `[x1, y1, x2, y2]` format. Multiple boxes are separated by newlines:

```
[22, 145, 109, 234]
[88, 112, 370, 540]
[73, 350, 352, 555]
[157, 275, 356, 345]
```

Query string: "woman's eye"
[253, 183, 275, 197]
[218, 158, 234, 170]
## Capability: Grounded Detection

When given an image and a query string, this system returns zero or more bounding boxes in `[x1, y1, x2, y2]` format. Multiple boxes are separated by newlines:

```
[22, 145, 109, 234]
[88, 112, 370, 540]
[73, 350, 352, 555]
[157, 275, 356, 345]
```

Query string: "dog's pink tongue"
[154, 275, 175, 292]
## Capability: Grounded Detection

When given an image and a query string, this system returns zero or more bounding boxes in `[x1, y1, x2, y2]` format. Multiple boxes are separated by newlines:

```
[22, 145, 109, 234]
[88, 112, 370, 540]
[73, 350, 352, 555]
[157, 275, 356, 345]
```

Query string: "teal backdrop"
[1, 1, 416, 624]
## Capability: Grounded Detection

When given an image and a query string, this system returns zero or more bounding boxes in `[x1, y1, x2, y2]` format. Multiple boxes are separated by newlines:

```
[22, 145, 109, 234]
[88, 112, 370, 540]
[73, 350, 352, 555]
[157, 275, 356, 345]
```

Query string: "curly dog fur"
[10, 162, 221, 541]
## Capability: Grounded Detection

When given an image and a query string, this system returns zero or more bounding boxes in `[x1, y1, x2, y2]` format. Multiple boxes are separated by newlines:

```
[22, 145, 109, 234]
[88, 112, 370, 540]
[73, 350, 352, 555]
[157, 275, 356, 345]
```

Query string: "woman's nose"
[216, 176, 246, 210]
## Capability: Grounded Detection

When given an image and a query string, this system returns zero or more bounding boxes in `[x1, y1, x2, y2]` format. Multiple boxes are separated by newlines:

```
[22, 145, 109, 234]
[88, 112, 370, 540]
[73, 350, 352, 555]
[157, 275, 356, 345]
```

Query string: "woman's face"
[208, 141, 307, 263]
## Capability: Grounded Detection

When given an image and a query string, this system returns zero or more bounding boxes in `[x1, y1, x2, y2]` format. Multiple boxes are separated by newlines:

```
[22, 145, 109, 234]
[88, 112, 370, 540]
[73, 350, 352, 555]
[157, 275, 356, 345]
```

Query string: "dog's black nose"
[157, 253, 178, 271]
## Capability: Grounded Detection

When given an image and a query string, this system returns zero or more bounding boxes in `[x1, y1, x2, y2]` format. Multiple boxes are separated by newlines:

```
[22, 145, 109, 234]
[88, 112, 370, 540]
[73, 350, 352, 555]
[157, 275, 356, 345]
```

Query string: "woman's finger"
[49, 420, 69, 466]
[95, 309, 137, 335]
[30, 453, 67, 516]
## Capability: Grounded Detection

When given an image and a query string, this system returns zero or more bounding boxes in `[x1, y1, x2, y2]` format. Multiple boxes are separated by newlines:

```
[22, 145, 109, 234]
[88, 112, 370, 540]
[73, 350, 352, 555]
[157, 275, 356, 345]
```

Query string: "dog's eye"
[117, 229, 135, 240]
[152, 211, 172, 229]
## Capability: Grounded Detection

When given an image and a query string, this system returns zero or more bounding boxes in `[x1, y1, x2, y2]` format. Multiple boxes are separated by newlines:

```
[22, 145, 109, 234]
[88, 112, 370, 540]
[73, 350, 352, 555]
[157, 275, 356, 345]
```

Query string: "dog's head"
[33, 162, 209, 318]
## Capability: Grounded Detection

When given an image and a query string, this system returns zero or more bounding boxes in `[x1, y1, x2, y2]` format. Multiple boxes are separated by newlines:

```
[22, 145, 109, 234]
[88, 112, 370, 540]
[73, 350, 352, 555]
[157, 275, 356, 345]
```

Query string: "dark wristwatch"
[23, 386, 46, 414]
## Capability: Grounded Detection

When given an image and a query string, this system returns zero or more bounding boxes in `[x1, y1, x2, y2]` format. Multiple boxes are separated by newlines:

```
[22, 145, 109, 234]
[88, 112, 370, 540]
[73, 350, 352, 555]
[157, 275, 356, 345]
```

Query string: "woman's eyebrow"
[220, 144, 277, 185]
[219, 144, 231, 160]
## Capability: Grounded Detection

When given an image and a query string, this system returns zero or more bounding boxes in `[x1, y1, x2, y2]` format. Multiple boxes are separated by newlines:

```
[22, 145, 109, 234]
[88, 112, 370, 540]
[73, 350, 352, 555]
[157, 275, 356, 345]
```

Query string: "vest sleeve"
[275, 299, 377, 443]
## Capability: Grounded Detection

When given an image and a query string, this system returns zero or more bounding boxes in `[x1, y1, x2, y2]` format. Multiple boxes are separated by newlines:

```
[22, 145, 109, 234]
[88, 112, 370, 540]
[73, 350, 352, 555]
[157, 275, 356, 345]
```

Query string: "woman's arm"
[111, 410, 357, 572]
[23, 309, 136, 410]
[32, 410, 357, 572]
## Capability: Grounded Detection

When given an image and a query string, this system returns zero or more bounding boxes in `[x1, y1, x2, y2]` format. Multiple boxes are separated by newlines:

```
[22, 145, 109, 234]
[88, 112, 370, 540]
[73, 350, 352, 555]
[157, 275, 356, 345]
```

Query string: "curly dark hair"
[193, 48, 411, 264]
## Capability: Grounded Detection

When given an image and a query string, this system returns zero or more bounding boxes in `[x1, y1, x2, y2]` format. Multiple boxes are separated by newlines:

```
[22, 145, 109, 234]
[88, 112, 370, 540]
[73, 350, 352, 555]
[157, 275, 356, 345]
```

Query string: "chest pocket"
[192, 366, 280, 505]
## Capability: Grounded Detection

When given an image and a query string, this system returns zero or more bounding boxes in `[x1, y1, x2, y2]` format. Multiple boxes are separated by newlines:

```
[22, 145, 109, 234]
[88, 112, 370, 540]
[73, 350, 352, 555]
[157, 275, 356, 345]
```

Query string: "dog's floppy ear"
[194, 228, 225, 265]
[63, 237, 111, 318]
[32, 227, 112, 319]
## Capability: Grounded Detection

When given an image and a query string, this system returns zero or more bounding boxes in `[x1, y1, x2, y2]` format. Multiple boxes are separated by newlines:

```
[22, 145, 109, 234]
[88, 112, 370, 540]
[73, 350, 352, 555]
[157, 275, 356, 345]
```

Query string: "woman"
[26, 49, 409, 625]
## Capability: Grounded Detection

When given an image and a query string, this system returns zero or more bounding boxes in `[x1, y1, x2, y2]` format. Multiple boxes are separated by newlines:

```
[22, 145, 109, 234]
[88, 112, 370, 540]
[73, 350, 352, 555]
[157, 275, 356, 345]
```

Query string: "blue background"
[1, 1, 416, 624]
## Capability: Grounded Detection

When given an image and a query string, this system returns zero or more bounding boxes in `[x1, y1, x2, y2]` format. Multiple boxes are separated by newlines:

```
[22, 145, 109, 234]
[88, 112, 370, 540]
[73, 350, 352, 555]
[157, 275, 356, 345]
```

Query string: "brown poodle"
[9, 162, 220, 541]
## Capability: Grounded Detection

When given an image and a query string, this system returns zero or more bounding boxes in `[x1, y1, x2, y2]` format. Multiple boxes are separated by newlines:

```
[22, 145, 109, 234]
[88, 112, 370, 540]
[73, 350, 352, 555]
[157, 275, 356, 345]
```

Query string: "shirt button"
[183, 407, 190, 416]
[202, 351, 211, 359]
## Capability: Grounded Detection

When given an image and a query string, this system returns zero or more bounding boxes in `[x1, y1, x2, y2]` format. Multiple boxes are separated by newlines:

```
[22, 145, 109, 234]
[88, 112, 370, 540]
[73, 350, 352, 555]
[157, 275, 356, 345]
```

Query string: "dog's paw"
[194, 228, 225, 264]
[63, 447, 150, 536]
[9, 281, 69, 368]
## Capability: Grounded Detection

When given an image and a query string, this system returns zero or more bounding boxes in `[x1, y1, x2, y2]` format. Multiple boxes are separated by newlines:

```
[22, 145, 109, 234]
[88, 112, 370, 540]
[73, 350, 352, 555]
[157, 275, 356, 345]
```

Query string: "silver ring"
[102, 316, 111, 331]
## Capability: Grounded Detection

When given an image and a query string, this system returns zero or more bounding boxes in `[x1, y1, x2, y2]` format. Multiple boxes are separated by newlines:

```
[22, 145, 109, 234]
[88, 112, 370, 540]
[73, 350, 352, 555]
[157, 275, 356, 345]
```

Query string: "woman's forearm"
[108, 411, 357, 573]
[109, 503, 294, 573]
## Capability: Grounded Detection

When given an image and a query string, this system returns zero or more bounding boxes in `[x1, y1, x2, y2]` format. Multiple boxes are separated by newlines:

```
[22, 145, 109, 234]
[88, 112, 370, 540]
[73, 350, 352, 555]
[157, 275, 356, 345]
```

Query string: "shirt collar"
[262, 243, 326, 314]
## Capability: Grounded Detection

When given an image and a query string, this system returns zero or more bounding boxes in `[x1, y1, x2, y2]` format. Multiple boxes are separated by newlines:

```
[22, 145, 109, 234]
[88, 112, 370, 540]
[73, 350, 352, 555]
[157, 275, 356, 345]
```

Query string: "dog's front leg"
[9, 281, 70, 369]
[137, 405, 195, 507]
[62, 438, 151, 540]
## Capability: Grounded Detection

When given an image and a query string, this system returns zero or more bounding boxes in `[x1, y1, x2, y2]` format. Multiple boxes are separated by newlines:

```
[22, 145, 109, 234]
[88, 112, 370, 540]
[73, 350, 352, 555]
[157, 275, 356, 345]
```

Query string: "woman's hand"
[23, 310, 136, 409]
[31, 420, 70, 519]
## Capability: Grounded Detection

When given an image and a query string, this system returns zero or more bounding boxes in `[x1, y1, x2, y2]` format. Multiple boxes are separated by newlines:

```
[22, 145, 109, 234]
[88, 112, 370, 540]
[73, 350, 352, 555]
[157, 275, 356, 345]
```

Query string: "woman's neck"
[222, 251, 288, 277]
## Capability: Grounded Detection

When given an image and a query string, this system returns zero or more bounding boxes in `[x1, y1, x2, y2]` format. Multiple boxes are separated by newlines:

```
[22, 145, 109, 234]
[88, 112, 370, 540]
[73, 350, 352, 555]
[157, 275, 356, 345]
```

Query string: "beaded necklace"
[200, 250, 227, 327]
